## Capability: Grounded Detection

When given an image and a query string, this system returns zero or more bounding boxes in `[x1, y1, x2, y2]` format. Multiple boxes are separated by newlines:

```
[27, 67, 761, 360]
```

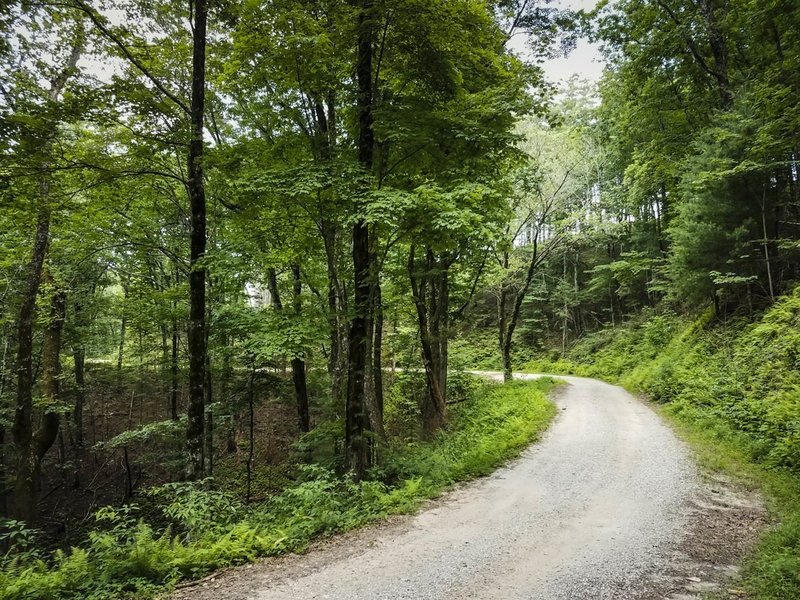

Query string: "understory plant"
[0, 377, 557, 600]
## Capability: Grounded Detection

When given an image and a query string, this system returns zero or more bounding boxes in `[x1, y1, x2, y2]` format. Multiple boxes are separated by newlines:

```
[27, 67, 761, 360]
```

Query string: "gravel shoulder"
[176, 374, 765, 600]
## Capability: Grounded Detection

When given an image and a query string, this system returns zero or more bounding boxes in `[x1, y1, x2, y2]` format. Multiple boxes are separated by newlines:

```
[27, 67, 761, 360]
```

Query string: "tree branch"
[68, 0, 191, 116]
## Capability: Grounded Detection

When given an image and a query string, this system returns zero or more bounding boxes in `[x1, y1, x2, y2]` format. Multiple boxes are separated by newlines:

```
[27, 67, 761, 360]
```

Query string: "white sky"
[509, 0, 607, 87]
[73, 1, 607, 99]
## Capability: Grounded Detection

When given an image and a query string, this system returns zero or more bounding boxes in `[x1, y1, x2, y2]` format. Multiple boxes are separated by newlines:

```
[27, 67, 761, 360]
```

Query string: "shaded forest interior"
[1, 0, 800, 598]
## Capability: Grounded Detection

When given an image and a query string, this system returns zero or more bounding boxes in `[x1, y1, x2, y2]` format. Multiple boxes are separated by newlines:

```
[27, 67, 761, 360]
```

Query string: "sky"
[510, 0, 607, 87]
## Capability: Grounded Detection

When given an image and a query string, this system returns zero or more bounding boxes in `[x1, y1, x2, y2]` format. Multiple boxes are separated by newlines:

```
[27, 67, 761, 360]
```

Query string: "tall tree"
[185, 0, 209, 480]
[8, 15, 83, 521]
[344, 0, 375, 480]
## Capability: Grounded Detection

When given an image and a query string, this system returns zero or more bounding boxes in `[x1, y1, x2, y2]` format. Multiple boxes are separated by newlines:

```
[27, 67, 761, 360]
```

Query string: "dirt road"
[180, 374, 762, 600]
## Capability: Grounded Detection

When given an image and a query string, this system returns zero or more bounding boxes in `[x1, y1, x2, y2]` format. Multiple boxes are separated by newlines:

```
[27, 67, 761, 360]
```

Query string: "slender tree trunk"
[503, 236, 541, 382]
[268, 267, 311, 433]
[0, 428, 5, 518]
[290, 264, 310, 433]
[11, 37, 84, 518]
[437, 261, 449, 402]
[0, 324, 10, 400]
[160, 321, 169, 413]
[363, 242, 384, 441]
[408, 246, 447, 437]
[323, 225, 347, 405]
[761, 186, 775, 301]
[73, 345, 85, 447]
[170, 318, 179, 420]
[345, 0, 375, 480]
[245, 368, 255, 503]
[498, 250, 509, 351]
[562, 252, 569, 357]
[117, 277, 128, 371]
[185, 0, 208, 480]
[205, 328, 213, 477]
[373, 283, 384, 417]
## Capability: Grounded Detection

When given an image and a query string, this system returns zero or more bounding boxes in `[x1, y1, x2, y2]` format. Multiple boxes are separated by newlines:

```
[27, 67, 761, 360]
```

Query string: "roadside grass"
[0, 377, 558, 600]
[517, 294, 800, 600]
[659, 408, 800, 600]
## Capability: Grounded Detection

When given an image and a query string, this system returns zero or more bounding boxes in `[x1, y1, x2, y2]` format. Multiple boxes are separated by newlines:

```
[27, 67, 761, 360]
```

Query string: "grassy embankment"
[520, 289, 800, 600]
[0, 377, 557, 600]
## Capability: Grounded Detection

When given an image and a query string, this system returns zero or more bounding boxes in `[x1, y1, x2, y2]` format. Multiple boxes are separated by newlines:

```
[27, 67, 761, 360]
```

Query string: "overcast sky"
[510, 0, 607, 87]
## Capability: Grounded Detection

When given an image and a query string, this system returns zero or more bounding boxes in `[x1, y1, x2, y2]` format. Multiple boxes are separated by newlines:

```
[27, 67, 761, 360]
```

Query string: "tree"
[4, 7, 84, 522]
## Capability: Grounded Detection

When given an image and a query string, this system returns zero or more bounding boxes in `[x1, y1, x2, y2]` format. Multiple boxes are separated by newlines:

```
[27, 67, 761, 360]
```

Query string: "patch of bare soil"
[636, 473, 768, 600]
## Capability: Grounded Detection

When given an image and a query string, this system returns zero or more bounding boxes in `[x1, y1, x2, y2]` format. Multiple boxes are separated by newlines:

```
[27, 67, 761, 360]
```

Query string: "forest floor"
[174, 375, 766, 600]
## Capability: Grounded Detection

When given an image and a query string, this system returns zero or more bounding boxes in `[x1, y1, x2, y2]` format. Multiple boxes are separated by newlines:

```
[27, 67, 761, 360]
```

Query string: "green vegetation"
[0, 377, 557, 600]
[3, 0, 800, 595]
[516, 291, 800, 599]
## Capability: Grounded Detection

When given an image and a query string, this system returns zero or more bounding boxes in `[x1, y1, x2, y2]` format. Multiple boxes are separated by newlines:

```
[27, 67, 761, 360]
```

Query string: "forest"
[1, 0, 799, 598]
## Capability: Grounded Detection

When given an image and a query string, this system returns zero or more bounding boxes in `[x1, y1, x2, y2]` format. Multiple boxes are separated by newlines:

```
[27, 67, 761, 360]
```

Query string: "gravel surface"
[190, 374, 703, 600]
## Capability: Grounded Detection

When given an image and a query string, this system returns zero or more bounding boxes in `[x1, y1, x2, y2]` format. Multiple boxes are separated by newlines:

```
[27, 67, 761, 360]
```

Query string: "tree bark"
[267, 267, 311, 433]
[11, 35, 83, 517]
[73, 345, 85, 447]
[117, 277, 128, 370]
[373, 283, 384, 417]
[503, 235, 540, 382]
[498, 250, 509, 351]
[170, 318, 179, 420]
[185, 0, 208, 480]
[13, 279, 65, 522]
[323, 224, 348, 405]
[345, 0, 375, 480]
[437, 259, 449, 402]
[290, 264, 310, 433]
[205, 324, 213, 477]
[408, 246, 447, 437]
[11, 203, 50, 523]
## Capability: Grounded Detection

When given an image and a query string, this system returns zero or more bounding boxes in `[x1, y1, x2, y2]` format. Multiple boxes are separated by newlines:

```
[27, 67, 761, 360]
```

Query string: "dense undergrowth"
[520, 287, 800, 599]
[0, 377, 557, 600]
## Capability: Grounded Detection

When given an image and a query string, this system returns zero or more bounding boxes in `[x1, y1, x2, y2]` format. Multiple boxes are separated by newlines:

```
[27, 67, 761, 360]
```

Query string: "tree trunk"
[408, 246, 447, 437]
[13, 281, 65, 522]
[73, 345, 85, 447]
[245, 368, 255, 503]
[205, 330, 213, 477]
[268, 267, 311, 433]
[11, 204, 50, 523]
[345, 0, 375, 480]
[290, 264, 310, 433]
[185, 0, 208, 480]
[362, 284, 384, 442]
[562, 251, 569, 357]
[323, 225, 347, 405]
[373, 283, 384, 417]
[170, 318, 179, 420]
[760, 186, 775, 301]
[498, 250, 509, 351]
[117, 277, 128, 371]
[11, 21, 82, 520]
[437, 260, 449, 402]
[503, 236, 541, 382]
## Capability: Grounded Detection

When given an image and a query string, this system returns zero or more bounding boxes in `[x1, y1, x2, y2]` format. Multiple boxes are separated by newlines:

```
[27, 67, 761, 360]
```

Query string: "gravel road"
[202, 374, 699, 600]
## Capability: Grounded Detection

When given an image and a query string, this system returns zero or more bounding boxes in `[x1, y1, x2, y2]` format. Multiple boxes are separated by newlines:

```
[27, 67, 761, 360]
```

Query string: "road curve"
[223, 374, 698, 600]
